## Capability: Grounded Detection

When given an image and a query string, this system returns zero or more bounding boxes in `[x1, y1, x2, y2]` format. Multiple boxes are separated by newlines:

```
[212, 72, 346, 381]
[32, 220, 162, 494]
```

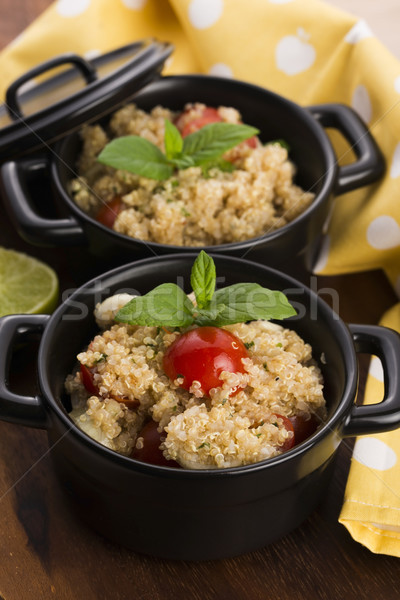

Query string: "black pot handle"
[1, 158, 87, 246]
[5, 53, 97, 120]
[343, 324, 400, 437]
[307, 104, 385, 195]
[0, 314, 50, 429]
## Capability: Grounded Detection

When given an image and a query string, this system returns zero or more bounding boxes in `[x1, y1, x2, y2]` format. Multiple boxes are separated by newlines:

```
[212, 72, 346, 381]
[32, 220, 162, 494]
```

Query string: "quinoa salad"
[65, 293, 326, 470]
[70, 102, 315, 246]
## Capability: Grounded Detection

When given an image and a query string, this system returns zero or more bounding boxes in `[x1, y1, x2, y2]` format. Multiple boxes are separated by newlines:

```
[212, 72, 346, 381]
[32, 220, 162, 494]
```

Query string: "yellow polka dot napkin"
[339, 304, 400, 557]
[2, 0, 400, 556]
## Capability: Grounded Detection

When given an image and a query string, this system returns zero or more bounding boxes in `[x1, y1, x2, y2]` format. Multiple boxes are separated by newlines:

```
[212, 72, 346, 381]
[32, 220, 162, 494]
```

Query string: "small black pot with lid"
[0, 40, 385, 270]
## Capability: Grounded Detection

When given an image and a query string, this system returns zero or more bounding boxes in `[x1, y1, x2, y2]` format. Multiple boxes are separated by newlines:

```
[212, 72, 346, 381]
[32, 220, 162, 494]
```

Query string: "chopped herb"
[166, 198, 175, 203]
[276, 342, 283, 348]
[198, 442, 210, 449]
[272, 421, 279, 427]
[255, 433, 262, 438]
[93, 353, 107, 364]
[267, 138, 290, 151]
[171, 179, 180, 187]
[221, 398, 228, 405]
[172, 405, 177, 412]
[176, 374, 184, 379]
[244, 341, 255, 349]
[263, 363, 268, 371]
[181, 207, 191, 217]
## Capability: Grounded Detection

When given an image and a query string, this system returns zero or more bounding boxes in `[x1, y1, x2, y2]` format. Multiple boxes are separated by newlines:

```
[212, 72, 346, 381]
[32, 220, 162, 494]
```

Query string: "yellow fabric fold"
[339, 304, 400, 556]
[1, 0, 400, 556]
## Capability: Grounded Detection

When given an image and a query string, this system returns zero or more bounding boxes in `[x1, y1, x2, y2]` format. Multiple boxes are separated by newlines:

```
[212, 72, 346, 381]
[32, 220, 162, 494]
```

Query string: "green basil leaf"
[115, 283, 195, 328]
[98, 136, 174, 181]
[182, 122, 259, 164]
[193, 304, 226, 326]
[190, 250, 216, 309]
[200, 157, 236, 178]
[212, 158, 236, 172]
[210, 283, 297, 325]
[170, 155, 196, 169]
[164, 119, 183, 159]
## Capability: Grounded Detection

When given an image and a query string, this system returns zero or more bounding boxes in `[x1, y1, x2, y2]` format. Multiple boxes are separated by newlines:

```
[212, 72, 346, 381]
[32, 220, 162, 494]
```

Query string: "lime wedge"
[0, 248, 59, 317]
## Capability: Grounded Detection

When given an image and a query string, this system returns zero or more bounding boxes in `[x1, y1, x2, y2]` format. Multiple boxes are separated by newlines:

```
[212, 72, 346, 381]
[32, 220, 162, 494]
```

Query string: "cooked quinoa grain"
[70, 103, 315, 245]
[66, 303, 326, 469]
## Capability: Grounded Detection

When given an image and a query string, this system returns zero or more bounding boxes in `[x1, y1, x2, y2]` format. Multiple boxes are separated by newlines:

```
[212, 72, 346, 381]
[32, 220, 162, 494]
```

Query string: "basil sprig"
[115, 251, 296, 328]
[97, 119, 259, 181]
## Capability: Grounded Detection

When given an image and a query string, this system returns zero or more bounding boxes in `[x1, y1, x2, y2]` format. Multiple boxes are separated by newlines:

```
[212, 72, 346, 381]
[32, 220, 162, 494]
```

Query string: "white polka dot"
[188, 0, 223, 30]
[394, 76, 400, 94]
[208, 63, 233, 78]
[353, 437, 397, 471]
[56, 0, 90, 17]
[121, 0, 147, 9]
[351, 84, 372, 124]
[369, 356, 384, 382]
[367, 216, 400, 250]
[8, 32, 25, 48]
[345, 20, 374, 44]
[390, 142, 400, 179]
[372, 523, 400, 533]
[313, 235, 330, 273]
[275, 30, 316, 76]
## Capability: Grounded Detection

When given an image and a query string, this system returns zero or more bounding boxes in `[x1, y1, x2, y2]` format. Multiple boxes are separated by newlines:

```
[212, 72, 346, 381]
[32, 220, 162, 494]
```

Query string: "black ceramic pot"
[1, 254, 400, 561]
[1, 74, 384, 270]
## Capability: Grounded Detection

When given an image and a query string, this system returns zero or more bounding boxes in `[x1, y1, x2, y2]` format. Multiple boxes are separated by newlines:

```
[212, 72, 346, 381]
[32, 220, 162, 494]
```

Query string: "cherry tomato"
[272, 413, 295, 452]
[175, 106, 223, 138]
[289, 414, 319, 445]
[245, 135, 258, 149]
[80, 364, 99, 396]
[95, 196, 124, 228]
[115, 396, 140, 410]
[163, 326, 249, 396]
[131, 420, 180, 467]
[80, 363, 139, 409]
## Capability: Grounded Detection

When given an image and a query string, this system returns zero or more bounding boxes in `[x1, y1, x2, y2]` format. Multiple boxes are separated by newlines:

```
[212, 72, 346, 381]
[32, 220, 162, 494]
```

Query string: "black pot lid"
[0, 39, 173, 162]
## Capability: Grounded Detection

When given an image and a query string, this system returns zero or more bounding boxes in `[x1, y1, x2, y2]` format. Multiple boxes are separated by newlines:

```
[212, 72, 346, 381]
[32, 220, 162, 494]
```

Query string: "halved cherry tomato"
[163, 326, 249, 396]
[114, 396, 140, 411]
[289, 414, 319, 445]
[95, 196, 124, 228]
[175, 106, 223, 138]
[245, 136, 258, 149]
[131, 420, 180, 467]
[80, 363, 139, 409]
[271, 413, 295, 452]
[80, 364, 99, 396]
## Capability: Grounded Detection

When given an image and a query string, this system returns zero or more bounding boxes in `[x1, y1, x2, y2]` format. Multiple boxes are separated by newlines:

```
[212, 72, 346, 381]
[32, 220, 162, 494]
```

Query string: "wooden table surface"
[1, 1, 400, 599]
